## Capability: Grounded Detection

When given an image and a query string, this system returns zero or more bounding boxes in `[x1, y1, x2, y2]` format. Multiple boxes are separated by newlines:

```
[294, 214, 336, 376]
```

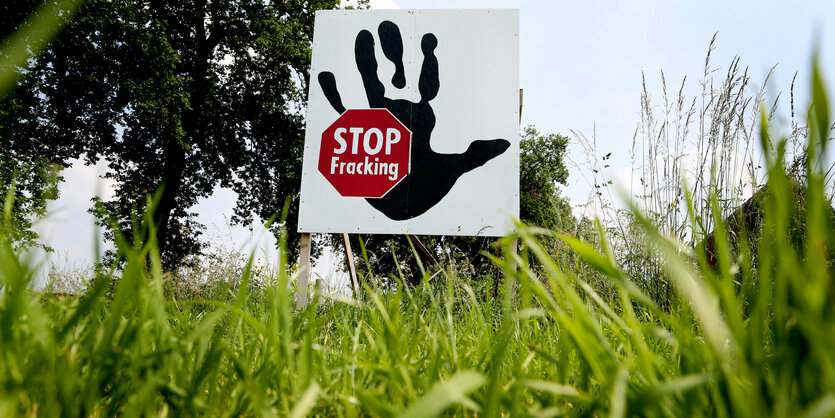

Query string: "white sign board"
[298, 9, 519, 236]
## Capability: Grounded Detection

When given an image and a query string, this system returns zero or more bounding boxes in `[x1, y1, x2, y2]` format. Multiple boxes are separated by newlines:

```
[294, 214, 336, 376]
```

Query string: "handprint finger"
[318, 72, 346, 114]
[418, 33, 439, 102]
[378, 21, 406, 89]
[354, 29, 386, 108]
[461, 139, 511, 172]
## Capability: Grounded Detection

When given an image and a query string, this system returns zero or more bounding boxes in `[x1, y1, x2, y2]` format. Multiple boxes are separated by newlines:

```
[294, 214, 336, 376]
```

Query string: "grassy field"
[1, 65, 835, 418]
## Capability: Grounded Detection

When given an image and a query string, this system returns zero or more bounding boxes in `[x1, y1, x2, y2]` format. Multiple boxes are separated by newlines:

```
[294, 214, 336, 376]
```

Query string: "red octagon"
[318, 109, 411, 198]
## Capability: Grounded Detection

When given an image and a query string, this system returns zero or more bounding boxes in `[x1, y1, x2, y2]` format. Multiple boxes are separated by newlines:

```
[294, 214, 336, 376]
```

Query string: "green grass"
[1, 63, 834, 418]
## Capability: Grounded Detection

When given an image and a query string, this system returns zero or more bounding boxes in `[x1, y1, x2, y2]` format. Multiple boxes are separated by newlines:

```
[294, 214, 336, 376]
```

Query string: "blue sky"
[33, 0, 835, 280]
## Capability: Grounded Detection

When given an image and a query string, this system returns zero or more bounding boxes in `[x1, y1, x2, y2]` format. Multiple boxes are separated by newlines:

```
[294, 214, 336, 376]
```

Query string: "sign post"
[296, 233, 312, 309]
[341, 233, 360, 297]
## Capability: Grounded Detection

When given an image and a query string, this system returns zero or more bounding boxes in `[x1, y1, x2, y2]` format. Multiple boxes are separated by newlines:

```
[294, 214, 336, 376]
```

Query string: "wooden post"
[511, 89, 522, 271]
[508, 237, 518, 273]
[341, 233, 361, 298]
[406, 234, 437, 266]
[502, 89, 525, 296]
[492, 237, 519, 298]
[296, 232, 312, 309]
[493, 89, 523, 298]
[491, 253, 501, 298]
[509, 89, 522, 278]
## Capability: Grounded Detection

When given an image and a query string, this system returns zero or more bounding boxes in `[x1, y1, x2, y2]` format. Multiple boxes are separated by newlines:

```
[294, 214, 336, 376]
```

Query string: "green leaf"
[649, 374, 711, 398]
[557, 233, 620, 278]
[289, 383, 321, 418]
[401, 371, 486, 418]
[516, 379, 589, 400]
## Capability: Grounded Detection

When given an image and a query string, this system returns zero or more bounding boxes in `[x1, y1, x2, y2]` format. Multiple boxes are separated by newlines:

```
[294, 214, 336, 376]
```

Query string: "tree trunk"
[155, 141, 186, 262]
[153, 0, 214, 266]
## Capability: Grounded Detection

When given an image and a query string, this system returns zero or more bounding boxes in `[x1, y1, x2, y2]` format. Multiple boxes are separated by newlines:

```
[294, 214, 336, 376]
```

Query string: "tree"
[0, 0, 80, 252]
[519, 125, 572, 231]
[1, 0, 339, 267]
[0, 155, 60, 252]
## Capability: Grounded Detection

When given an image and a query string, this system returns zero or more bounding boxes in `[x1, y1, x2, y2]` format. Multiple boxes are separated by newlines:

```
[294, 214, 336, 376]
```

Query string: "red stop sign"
[318, 109, 411, 198]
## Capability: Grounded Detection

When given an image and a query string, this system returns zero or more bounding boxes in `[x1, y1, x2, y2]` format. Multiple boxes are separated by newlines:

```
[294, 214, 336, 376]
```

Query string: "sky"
[31, 0, 835, 285]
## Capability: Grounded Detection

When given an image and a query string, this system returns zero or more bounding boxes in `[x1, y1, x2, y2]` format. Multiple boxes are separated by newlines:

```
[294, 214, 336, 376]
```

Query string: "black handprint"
[318, 20, 510, 221]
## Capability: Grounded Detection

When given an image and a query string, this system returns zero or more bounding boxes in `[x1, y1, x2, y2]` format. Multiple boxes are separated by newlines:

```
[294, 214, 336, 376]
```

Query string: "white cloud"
[55, 157, 117, 204]
[32, 158, 116, 287]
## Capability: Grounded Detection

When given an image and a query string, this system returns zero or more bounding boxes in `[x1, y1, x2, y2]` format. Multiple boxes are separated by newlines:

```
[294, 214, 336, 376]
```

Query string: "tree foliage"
[519, 125, 571, 230]
[1, 0, 339, 267]
[0, 0, 81, 251]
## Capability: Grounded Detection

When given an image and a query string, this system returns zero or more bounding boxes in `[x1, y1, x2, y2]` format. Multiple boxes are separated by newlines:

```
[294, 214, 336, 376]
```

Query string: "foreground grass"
[2, 69, 835, 418]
